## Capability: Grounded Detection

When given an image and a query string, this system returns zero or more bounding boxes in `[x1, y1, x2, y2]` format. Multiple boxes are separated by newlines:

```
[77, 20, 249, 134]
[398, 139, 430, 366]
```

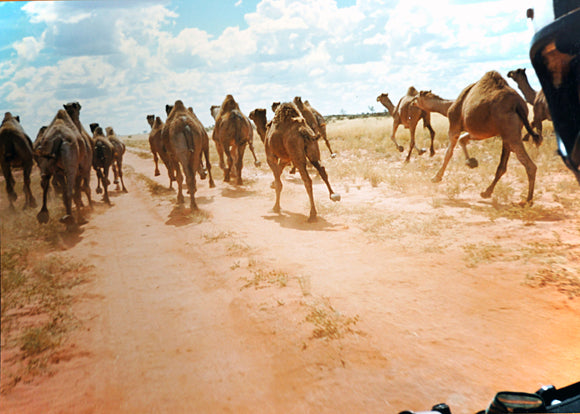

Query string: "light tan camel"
[34, 109, 86, 229]
[0, 112, 37, 210]
[261, 102, 340, 222]
[376, 87, 436, 162]
[293, 97, 335, 158]
[507, 68, 552, 139]
[428, 71, 541, 204]
[146, 114, 175, 188]
[63, 102, 93, 208]
[162, 100, 206, 210]
[210, 98, 260, 175]
[105, 127, 128, 193]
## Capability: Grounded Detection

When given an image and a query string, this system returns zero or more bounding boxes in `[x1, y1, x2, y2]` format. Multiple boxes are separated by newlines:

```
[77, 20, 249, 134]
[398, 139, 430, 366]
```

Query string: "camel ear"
[15, 115, 20, 123]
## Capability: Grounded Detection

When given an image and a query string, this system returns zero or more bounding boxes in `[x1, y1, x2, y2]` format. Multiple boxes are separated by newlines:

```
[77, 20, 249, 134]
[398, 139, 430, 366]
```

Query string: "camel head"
[210, 105, 220, 120]
[105, 126, 115, 136]
[93, 126, 105, 137]
[271, 102, 280, 113]
[63, 102, 82, 119]
[376, 93, 388, 103]
[146, 114, 155, 127]
[507, 68, 526, 81]
[89, 123, 99, 133]
[165, 104, 174, 116]
[249, 108, 267, 143]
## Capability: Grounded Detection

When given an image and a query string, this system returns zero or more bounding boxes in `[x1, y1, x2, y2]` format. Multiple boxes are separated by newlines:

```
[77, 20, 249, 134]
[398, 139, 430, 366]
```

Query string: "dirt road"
[2, 147, 579, 414]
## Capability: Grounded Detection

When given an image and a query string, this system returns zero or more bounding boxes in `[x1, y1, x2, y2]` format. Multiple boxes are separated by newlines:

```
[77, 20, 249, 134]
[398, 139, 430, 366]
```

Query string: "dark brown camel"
[0, 112, 37, 210]
[427, 71, 541, 204]
[162, 100, 205, 210]
[147, 114, 176, 188]
[91, 126, 114, 205]
[34, 109, 86, 229]
[261, 102, 340, 222]
[376, 87, 436, 162]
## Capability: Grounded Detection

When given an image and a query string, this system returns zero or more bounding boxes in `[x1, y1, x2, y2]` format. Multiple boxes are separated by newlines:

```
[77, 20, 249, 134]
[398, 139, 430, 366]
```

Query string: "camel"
[426, 71, 541, 204]
[34, 109, 86, 229]
[146, 115, 176, 188]
[259, 102, 340, 222]
[293, 97, 336, 158]
[411, 91, 479, 169]
[63, 101, 93, 208]
[91, 126, 114, 205]
[376, 87, 436, 162]
[105, 127, 128, 193]
[249, 108, 268, 143]
[211, 95, 257, 185]
[162, 100, 206, 210]
[210, 97, 260, 177]
[507, 68, 552, 139]
[165, 106, 215, 188]
[0, 113, 37, 210]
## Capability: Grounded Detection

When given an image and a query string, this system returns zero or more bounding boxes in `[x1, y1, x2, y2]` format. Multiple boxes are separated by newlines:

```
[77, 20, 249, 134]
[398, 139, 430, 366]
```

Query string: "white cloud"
[12, 33, 45, 61]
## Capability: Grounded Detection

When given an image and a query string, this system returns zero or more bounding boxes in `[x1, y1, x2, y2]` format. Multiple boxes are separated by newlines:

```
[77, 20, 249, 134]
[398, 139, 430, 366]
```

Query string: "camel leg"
[458, 133, 478, 168]
[37, 173, 51, 223]
[184, 154, 198, 211]
[116, 158, 128, 193]
[223, 143, 234, 183]
[295, 161, 317, 222]
[1, 160, 17, 209]
[22, 161, 37, 209]
[481, 143, 510, 199]
[310, 160, 341, 202]
[235, 143, 246, 186]
[152, 150, 160, 176]
[266, 155, 284, 213]
[512, 141, 537, 204]
[95, 167, 103, 194]
[425, 122, 436, 157]
[203, 144, 215, 188]
[214, 139, 226, 171]
[390, 120, 404, 152]
[175, 163, 185, 205]
[101, 166, 111, 205]
[248, 140, 261, 167]
[433, 132, 460, 182]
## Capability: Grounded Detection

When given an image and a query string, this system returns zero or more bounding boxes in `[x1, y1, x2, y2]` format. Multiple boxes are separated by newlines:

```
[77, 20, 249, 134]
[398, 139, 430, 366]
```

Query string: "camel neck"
[379, 98, 395, 115]
[513, 78, 537, 104]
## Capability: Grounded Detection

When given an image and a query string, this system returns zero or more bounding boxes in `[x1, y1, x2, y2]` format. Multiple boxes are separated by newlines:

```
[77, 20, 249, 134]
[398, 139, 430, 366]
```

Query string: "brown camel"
[376, 87, 436, 162]
[91, 126, 114, 205]
[249, 108, 268, 143]
[146, 114, 176, 188]
[507, 68, 552, 140]
[210, 97, 260, 176]
[162, 100, 205, 210]
[429, 71, 541, 204]
[0, 112, 37, 210]
[261, 102, 340, 222]
[105, 126, 128, 193]
[63, 101, 93, 208]
[211, 95, 256, 185]
[34, 109, 86, 229]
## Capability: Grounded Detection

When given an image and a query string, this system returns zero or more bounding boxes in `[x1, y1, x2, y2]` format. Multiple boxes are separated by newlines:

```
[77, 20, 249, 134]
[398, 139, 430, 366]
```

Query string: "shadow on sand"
[220, 186, 258, 199]
[165, 205, 211, 227]
[262, 210, 340, 232]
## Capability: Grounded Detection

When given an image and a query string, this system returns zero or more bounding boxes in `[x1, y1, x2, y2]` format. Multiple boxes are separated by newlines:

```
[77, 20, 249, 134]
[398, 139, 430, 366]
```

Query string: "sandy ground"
[1, 144, 580, 414]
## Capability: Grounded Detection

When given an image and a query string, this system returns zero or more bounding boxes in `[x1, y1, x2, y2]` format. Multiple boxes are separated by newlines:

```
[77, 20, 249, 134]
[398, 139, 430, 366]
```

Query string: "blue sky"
[0, 0, 538, 136]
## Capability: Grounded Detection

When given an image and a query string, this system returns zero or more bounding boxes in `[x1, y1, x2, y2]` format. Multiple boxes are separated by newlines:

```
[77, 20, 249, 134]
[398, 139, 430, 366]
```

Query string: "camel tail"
[183, 124, 195, 152]
[516, 103, 542, 146]
[94, 140, 108, 164]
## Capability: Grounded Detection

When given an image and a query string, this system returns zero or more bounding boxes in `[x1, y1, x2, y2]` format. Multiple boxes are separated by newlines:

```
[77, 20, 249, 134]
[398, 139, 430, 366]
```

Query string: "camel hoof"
[307, 215, 318, 223]
[209, 181, 216, 189]
[37, 210, 50, 224]
[330, 153, 337, 158]
[330, 193, 341, 202]
[480, 191, 492, 199]
[254, 160, 261, 167]
[154, 170, 160, 176]
[59, 215, 75, 225]
[431, 176, 442, 183]
[430, 149, 436, 157]
[418, 148, 427, 155]
[96, 187, 103, 194]
[398, 146, 404, 152]
[466, 158, 479, 169]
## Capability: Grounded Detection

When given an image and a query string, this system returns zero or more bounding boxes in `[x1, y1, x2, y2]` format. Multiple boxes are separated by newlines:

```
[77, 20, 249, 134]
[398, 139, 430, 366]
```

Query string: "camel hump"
[220, 95, 240, 113]
[93, 126, 105, 137]
[274, 102, 300, 123]
[481, 71, 509, 89]
[153, 117, 163, 128]
[406, 86, 419, 96]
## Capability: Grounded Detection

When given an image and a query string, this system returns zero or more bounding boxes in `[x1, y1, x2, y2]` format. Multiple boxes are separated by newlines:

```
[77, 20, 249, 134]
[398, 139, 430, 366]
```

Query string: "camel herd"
[0, 68, 551, 229]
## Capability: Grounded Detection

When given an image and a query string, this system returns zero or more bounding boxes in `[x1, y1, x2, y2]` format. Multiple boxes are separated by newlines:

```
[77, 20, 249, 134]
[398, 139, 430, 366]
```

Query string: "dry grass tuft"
[303, 297, 360, 340]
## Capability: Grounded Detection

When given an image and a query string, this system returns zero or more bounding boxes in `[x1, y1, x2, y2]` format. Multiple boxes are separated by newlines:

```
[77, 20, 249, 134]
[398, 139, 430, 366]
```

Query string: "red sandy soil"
[1, 146, 579, 414]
